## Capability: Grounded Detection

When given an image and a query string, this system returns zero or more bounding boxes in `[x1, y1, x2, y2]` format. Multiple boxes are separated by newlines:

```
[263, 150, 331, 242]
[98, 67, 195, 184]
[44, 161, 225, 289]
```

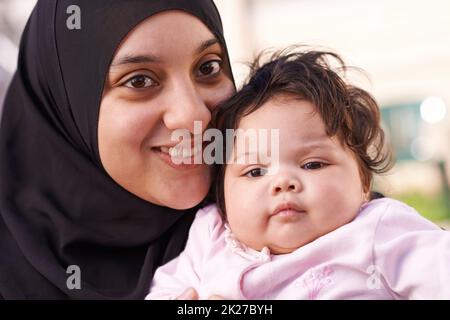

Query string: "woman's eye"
[245, 168, 268, 178]
[124, 75, 156, 89]
[302, 162, 326, 170]
[197, 60, 222, 77]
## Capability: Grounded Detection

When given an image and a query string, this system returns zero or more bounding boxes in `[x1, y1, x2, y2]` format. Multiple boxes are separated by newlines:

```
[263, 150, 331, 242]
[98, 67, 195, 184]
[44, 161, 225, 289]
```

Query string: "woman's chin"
[165, 191, 208, 210]
[162, 176, 211, 210]
[141, 182, 209, 210]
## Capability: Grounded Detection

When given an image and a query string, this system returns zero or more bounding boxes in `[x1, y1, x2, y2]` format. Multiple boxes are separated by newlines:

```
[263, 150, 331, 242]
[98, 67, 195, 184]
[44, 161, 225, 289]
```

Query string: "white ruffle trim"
[223, 223, 271, 262]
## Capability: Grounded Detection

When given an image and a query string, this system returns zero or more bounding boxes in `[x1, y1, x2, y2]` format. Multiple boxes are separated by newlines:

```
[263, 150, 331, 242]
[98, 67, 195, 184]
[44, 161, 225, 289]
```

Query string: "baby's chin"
[249, 237, 312, 255]
[268, 240, 313, 255]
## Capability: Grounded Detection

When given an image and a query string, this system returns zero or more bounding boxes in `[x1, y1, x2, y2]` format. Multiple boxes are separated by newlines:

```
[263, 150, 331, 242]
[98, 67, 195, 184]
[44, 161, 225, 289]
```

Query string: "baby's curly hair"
[211, 47, 393, 217]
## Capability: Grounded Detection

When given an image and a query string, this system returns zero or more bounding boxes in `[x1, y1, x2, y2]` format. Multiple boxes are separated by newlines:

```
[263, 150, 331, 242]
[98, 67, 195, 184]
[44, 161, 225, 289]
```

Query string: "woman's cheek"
[203, 80, 235, 109]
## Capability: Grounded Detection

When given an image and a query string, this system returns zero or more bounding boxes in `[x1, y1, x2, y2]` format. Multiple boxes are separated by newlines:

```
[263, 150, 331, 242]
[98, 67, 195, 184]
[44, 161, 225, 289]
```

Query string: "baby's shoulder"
[362, 197, 416, 216]
[190, 203, 224, 239]
[195, 203, 222, 221]
[362, 197, 440, 236]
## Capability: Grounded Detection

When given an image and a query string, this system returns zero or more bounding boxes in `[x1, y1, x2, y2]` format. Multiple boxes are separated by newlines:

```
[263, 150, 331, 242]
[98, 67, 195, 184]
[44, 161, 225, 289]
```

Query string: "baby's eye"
[302, 162, 327, 170]
[244, 168, 268, 178]
[124, 75, 157, 89]
[197, 60, 222, 77]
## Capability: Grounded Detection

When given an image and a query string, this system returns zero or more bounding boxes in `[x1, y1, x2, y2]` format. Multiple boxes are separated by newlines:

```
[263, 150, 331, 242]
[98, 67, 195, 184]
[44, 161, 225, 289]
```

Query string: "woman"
[0, 0, 235, 299]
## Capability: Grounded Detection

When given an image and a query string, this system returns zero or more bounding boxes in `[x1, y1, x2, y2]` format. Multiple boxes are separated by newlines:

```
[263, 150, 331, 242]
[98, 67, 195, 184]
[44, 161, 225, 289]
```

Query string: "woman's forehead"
[111, 10, 218, 64]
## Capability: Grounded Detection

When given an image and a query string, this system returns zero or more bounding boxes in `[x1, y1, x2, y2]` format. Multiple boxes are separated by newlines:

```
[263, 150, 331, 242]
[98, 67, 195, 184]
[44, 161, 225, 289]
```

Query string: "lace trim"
[224, 223, 271, 262]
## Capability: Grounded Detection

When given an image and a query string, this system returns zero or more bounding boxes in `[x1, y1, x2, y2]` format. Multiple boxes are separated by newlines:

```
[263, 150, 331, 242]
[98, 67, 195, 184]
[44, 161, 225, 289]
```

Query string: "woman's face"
[98, 11, 235, 209]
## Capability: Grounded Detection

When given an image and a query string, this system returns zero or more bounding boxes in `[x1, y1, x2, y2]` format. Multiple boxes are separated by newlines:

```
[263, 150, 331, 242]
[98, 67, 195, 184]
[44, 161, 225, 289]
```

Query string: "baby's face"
[223, 96, 366, 254]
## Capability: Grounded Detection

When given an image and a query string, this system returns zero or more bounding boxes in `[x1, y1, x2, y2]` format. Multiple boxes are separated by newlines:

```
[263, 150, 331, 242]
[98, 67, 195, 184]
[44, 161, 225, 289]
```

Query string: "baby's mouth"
[271, 202, 305, 217]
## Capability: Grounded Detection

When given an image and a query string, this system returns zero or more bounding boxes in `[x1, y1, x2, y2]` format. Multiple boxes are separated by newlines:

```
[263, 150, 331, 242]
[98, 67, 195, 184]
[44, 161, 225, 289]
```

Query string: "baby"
[146, 49, 450, 300]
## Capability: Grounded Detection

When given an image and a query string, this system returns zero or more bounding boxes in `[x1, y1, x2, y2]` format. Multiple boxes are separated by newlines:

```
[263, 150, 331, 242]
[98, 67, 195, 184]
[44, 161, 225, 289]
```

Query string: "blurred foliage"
[394, 192, 450, 222]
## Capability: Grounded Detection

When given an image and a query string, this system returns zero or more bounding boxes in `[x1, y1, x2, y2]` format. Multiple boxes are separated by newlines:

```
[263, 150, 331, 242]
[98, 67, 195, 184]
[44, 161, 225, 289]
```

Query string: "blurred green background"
[379, 102, 450, 227]
[397, 192, 450, 222]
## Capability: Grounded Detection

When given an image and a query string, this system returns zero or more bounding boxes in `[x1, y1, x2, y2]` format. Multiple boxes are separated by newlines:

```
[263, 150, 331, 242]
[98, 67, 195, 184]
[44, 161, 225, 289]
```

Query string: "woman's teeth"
[159, 145, 202, 158]
[160, 146, 170, 154]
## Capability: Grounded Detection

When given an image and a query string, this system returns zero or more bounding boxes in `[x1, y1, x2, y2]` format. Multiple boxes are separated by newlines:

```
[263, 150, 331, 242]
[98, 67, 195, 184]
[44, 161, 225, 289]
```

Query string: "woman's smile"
[151, 145, 205, 170]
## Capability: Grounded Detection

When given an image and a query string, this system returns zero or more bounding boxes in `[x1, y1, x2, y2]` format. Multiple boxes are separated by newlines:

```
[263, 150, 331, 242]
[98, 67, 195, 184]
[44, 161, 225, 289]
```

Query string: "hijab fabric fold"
[0, 0, 232, 299]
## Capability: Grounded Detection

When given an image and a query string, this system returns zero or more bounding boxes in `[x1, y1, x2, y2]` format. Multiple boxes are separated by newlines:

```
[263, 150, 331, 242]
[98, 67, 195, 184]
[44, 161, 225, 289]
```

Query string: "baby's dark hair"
[211, 47, 393, 217]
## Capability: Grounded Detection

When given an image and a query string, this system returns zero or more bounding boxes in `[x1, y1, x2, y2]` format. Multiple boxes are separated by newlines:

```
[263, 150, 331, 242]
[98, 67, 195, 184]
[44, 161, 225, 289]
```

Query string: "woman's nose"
[163, 82, 211, 134]
[271, 175, 301, 195]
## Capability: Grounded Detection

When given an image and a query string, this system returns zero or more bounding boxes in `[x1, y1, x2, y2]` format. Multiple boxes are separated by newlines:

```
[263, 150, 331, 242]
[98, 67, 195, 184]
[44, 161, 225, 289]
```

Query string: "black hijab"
[0, 0, 233, 299]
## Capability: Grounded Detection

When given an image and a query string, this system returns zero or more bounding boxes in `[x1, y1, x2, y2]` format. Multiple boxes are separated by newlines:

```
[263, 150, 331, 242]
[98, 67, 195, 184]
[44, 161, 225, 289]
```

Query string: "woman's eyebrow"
[196, 38, 220, 55]
[110, 38, 219, 68]
[110, 54, 160, 67]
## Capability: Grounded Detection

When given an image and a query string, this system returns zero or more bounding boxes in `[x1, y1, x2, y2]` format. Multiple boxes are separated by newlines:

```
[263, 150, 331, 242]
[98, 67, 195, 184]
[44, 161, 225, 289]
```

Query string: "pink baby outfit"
[146, 198, 450, 300]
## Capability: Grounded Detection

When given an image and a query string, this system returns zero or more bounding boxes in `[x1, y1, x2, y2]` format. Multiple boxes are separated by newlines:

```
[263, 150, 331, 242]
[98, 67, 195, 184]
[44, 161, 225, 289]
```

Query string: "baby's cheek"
[310, 183, 357, 227]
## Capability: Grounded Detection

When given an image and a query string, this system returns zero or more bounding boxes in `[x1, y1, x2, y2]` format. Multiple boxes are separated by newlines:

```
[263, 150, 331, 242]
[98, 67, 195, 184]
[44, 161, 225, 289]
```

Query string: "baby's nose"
[271, 176, 301, 195]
